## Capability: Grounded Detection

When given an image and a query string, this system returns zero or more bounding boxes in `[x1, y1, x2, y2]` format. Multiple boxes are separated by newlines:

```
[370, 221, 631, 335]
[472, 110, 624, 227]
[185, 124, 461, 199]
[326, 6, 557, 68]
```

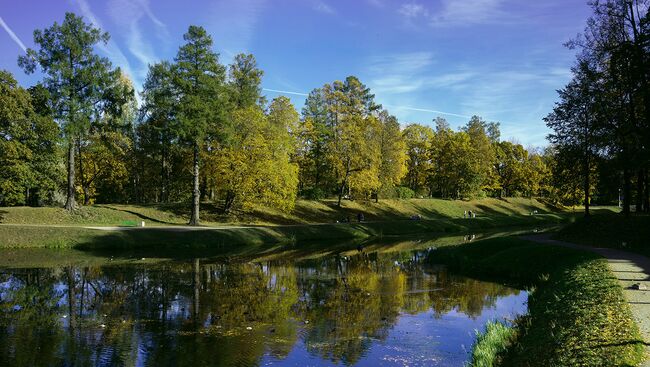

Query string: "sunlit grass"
[470, 321, 516, 367]
[0, 198, 571, 249]
[0, 197, 559, 226]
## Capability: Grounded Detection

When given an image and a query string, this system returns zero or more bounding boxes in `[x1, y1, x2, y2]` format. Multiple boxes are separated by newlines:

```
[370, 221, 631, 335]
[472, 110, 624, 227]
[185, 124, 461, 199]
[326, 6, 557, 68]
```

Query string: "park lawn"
[556, 213, 650, 257]
[0, 197, 558, 227]
[0, 212, 569, 249]
[428, 237, 645, 367]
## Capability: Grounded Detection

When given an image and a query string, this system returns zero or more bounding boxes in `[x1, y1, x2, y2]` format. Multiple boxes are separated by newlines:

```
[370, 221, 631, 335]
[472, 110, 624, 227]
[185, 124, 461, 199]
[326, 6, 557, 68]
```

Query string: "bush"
[395, 186, 415, 199]
[302, 187, 326, 200]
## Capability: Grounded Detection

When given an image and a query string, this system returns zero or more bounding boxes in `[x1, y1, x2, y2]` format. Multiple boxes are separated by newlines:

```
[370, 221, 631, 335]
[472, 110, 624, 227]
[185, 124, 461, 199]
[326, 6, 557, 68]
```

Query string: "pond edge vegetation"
[427, 236, 645, 367]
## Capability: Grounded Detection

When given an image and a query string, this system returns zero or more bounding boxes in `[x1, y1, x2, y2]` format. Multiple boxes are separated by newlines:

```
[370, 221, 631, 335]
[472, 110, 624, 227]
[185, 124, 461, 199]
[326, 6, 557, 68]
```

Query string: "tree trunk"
[189, 142, 200, 226]
[66, 267, 76, 330]
[193, 258, 200, 326]
[223, 191, 235, 213]
[623, 168, 631, 217]
[337, 180, 345, 207]
[643, 168, 650, 213]
[583, 111, 590, 218]
[160, 144, 167, 203]
[200, 176, 208, 201]
[583, 152, 590, 218]
[337, 167, 350, 208]
[636, 170, 644, 213]
[77, 142, 90, 206]
[64, 142, 76, 210]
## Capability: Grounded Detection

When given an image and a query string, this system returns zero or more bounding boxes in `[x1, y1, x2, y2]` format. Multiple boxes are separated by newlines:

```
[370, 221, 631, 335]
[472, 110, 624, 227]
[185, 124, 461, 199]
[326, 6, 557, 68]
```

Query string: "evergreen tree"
[19, 12, 126, 210]
[172, 25, 227, 225]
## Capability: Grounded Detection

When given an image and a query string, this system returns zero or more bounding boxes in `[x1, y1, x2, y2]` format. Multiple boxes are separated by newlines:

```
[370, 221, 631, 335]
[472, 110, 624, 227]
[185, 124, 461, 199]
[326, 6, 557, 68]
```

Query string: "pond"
[0, 235, 527, 367]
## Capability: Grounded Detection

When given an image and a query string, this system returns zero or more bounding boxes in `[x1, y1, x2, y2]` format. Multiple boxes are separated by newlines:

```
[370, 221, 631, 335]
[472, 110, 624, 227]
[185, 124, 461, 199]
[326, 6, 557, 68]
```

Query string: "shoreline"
[0, 214, 568, 249]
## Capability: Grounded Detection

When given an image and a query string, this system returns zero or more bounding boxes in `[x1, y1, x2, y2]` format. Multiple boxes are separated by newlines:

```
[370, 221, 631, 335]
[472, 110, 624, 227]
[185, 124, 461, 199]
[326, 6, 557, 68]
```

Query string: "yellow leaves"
[205, 106, 299, 212]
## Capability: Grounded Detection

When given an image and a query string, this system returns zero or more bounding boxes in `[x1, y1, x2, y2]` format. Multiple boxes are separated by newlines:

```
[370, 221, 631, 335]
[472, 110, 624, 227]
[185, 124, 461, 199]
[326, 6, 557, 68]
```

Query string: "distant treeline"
[2, 2, 647, 223]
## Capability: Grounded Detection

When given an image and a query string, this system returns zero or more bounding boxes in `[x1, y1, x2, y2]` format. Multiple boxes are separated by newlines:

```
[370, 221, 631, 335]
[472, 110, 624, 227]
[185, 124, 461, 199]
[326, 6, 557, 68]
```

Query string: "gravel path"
[523, 234, 650, 365]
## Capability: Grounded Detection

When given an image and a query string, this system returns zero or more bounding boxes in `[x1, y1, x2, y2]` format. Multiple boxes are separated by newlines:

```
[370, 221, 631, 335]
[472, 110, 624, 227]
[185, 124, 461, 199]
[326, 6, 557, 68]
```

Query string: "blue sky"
[0, 0, 591, 146]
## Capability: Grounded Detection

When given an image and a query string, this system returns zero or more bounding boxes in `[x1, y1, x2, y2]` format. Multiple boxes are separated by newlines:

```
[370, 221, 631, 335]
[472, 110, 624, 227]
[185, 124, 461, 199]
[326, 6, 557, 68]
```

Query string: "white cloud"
[207, 0, 267, 59]
[397, 0, 514, 28]
[106, 0, 168, 82]
[0, 16, 26, 52]
[368, 52, 434, 74]
[74, 0, 139, 88]
[313, 1, 335, 14]
[362, 48, 568, 145]
[398, 3, 428, 19]
[365, 52, 476, 95]
[431, 0, 508, 26]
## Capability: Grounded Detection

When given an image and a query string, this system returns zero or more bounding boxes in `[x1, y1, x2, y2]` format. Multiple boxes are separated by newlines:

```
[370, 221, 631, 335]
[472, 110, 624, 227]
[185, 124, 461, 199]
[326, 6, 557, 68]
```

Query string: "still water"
[0, 236, 527, 367]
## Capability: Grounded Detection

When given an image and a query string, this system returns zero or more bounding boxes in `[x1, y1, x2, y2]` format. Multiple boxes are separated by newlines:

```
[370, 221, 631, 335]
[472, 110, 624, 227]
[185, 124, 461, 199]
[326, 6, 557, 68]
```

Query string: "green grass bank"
[0, 198, 568, 249]
[0, 197, 557, 226]
[427, 237, 644, 367]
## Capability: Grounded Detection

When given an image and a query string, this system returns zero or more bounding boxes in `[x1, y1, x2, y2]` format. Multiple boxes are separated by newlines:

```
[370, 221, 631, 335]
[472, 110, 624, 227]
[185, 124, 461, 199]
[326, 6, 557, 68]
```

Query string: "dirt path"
[0, 219, 388, 231]
[524, 234, 650, 365]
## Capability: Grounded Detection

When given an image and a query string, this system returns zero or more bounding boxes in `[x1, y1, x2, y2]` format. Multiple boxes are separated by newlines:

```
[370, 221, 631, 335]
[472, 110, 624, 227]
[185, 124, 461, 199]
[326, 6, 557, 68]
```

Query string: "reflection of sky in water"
[261, 293, 527, 367]
[0, 242, 528, 367]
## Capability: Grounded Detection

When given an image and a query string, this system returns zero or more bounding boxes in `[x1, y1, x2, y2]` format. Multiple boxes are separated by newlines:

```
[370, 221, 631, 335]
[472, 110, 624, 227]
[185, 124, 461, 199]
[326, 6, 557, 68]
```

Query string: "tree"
[495, 141, 529, 197]
[299, 88, 333, 197]
[321, 77, 381, 206]
[208, 106, 298, 212]
[172, 25, 227, 225]
[402, 123, 434, 194]
[228, 53, 264, 109]
[0, 70, 60, 206]
[76, 73, 136, 205]
[429, 128, 481, 199]
[558, 0, 650, 215]
[376, 110, 407, 201]
[19, 12, 126, 210]
[463, 116, 499, 196]
[545, 59, 602, 217]
[137, 61, 180, 203]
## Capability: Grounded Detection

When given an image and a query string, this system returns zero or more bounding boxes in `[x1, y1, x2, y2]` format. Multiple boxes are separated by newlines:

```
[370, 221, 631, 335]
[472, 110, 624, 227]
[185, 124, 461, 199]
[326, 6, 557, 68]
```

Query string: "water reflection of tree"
[0, 250, 519, 366]
[0, 268, 64, 366]
[296, 254, 406, 365]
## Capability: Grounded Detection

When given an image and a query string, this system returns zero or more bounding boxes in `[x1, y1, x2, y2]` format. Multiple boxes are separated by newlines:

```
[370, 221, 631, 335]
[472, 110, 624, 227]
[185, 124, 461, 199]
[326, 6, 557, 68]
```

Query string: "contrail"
[0, 16, 27, 52]
[262, 87, 471, 119]
[382, 104, 471, 119]
[262, 88, 309, 96]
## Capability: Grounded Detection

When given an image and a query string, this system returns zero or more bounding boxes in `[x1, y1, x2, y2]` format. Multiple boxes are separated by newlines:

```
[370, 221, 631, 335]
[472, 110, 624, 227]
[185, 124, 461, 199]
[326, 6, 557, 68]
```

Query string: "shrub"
[302, 187, 326, 200]
[395, 186, 415, 199]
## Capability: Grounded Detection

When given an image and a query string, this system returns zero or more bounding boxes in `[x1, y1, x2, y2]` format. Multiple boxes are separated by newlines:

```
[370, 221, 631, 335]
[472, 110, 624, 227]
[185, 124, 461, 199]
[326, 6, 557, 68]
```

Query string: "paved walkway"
[524, 234, 650, 365]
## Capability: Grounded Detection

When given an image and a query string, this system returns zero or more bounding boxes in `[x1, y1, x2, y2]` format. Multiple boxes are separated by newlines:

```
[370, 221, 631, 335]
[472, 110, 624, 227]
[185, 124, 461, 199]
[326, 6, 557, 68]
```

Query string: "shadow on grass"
[96, 205, 177, 225]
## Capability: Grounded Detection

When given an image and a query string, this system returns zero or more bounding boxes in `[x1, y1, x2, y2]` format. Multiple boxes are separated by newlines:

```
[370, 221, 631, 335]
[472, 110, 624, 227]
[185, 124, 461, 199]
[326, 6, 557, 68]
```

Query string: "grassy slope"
[428, 237, 644, 367]
[0, 213, 565, 249]
[0, 197, 557, 226]
[0, 198, 568, 249]
[556, 213, 650, 257]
